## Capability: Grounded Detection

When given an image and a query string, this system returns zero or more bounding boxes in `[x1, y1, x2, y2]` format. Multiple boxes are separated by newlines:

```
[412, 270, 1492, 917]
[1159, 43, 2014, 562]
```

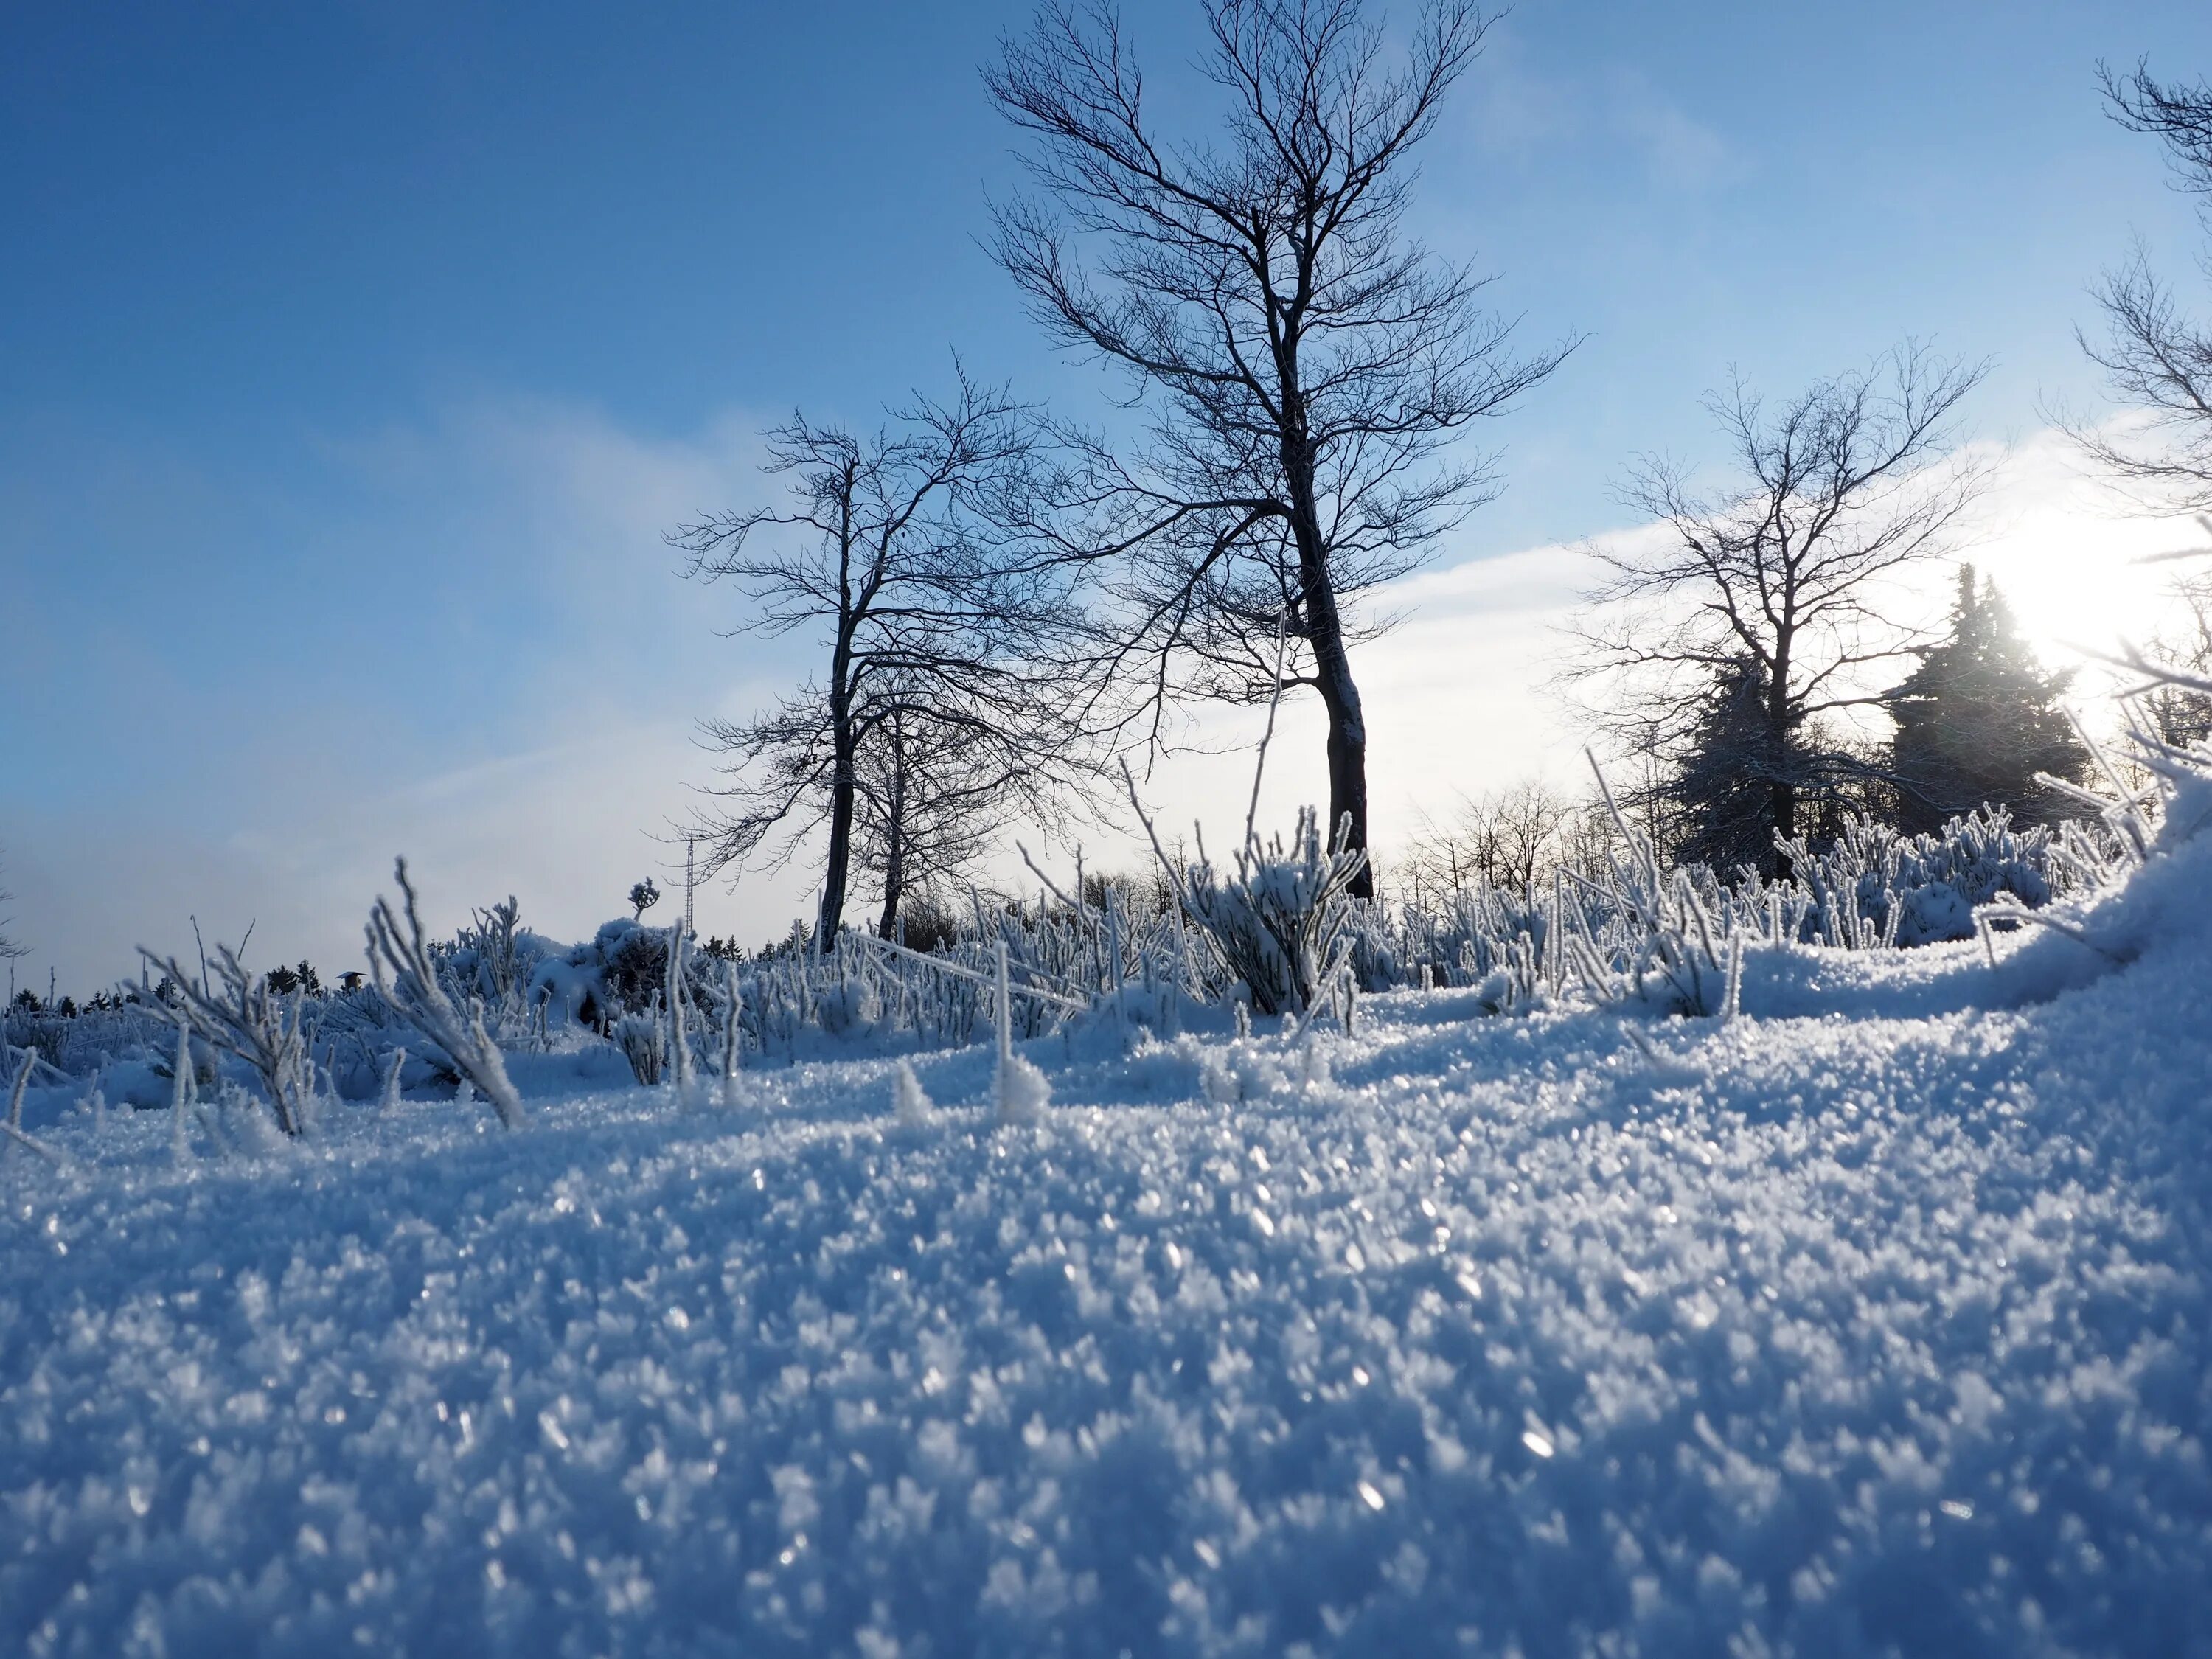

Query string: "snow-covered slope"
[4, 888, 2211, 1655]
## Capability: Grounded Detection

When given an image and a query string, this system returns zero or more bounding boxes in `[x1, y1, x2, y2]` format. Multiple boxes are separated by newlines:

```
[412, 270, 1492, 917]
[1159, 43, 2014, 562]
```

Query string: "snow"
[5, 873, 2212, 1654]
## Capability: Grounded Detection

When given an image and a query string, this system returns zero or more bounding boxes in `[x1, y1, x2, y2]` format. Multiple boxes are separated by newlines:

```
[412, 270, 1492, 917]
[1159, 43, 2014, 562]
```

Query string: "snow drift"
[5, 717, 2212, 1655]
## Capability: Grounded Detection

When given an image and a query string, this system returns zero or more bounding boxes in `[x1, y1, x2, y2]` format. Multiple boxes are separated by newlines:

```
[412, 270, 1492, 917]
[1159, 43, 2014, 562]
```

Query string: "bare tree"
[1398, 778, 1577, 903]
[850, 702, 1015, 939]
[1567, 344, 1989, 876]
[0, 851, 23, 963]
[672, 372, 1091, 945]
[2074, 61, 2212, 509]
[987, 0, 1572, 897]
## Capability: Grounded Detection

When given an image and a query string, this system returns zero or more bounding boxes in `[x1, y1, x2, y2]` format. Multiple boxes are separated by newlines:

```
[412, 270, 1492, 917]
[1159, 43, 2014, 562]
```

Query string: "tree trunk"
[1765, 661, 1797, 880]
[1767, 777, 1798, 880]
[1279, 355, 1374, 900]
[875, 805, 905, 942]
[817, 732, 855, 950]
[1298, 529, 1374, 899]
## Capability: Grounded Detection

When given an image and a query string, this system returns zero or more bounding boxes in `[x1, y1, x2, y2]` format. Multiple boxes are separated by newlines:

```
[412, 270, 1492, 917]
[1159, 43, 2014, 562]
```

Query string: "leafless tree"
[2074, 61, 2212, 509]
[986, 0, 1573, 897]
[1397, 777, 1577, 904]
[0, 852, 23, 963]
[672, 372, 1093, 945]
[849, 703, 1015, 939]
[1565, 344, 1989, 875]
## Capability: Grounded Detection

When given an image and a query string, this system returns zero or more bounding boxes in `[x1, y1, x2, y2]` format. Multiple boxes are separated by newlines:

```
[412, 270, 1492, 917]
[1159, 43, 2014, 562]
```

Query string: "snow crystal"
[4, 851, 2212, 1655]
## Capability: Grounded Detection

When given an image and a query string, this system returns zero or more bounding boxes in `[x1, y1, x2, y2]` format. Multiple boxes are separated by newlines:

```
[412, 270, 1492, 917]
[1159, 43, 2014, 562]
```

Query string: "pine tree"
[1664, 657, 1791, 876]
[1883, 566, 2090, 834]
[1651, 657, 1881, 878]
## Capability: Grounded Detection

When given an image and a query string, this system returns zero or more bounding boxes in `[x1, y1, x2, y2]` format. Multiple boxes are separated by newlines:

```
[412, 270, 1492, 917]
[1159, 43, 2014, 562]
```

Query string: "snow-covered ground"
[5, 890, 2211, 1655]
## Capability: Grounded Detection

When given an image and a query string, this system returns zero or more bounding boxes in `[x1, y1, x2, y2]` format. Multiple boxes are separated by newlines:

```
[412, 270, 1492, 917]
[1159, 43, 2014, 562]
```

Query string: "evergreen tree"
[1658, 657, 1873, 877]
[1883, 566, 2090, 834]
[1664, 657, 1791, 876]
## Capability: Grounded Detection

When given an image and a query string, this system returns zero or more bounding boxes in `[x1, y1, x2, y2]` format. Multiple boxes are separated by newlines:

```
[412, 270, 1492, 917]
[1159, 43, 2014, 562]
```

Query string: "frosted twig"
[366, 858, 526, 1130]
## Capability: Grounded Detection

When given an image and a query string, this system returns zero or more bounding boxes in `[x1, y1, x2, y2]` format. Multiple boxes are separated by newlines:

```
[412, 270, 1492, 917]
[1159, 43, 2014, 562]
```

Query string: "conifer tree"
[1883, 566, 2090, 834]
[1664, 658, 1793, 875]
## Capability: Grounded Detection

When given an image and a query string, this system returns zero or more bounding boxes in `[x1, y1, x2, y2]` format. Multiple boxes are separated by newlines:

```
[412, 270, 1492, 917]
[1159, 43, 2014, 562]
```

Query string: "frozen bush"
[136, 942, 317, 1138]
[365, 859, 526, 1130]
[614, 1014, 664, 1086]
[1778, 805, 2063, 947]
[1152, 807, 1367, 1017]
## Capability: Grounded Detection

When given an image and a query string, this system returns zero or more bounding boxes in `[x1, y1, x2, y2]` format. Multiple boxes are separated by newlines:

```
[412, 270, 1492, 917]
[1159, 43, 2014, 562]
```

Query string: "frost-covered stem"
[1, 1050, 67, 1166]
[1980, 905, 2127, 963]
[994, 937, 1013, 1067]
[666, 921, 696, 1101]
[719, 959, 743, 1110]
[1105, 890, 1127, 1049]
[379, 1046, 407, 1112]
[1722, 934, 1744, 1024]
[139, 945, 312, 1137]
[2, 1118, 67, 1164]
[365, 858, 526, 1130]
[3, 1047, 32, 1164]
[170, 1020, 194, 1163]
[1075, 846, 1092, 988]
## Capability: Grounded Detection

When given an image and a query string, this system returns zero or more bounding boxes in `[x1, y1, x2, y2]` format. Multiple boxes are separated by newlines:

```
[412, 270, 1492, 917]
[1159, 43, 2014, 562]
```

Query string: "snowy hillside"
[5, 853, 2211, 1657]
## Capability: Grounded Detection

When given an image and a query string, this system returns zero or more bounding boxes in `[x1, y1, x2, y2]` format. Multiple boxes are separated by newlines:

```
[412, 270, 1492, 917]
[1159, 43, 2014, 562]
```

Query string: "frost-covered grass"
[6, 869, 2211, 1656]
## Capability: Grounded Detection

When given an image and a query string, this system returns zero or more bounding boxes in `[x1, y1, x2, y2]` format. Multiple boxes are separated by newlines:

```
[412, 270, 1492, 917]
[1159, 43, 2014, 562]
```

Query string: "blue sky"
[4, 0, 2210, 991]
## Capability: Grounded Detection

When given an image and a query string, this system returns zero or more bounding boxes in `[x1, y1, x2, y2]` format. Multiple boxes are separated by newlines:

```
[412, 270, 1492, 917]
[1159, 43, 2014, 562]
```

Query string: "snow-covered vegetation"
[11, 4, 2212, 1654]
[4, 686, 2211, 1652]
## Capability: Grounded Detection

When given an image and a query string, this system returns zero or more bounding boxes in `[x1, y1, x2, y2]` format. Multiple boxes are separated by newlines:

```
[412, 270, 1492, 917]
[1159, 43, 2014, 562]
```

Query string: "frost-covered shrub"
[133, 942, 319, 1138]
[1, 1007, 69, 1073]
[1778, 806, 2063, 948]
[313, 982, 425, 1097]
[366, 860, 525, 1130]
[1972, 639, 2212, 986]
[614, 1014, 664, 1086]
[598, 920, 674, 1016]
[1168, 808, 1366, 1016]
[1340, 900, 1403, 994]
[447, 897, 556, 1038]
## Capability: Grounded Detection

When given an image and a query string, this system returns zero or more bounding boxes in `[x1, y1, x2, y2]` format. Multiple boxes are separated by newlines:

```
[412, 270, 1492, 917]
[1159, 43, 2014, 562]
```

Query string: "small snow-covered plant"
[712, 959, 743, 1108]
[1571, 757, 1731, 1017]
[365, 858, 526, 1130]
[1133, 780, 1368, 1016]
[992, 939, 1049, 1124]
[615, 1012, 664, 1085]
[892, 1059, 932, 1125]
[137, 942, 316, 1137]
[378, 1046, 407, 1112]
